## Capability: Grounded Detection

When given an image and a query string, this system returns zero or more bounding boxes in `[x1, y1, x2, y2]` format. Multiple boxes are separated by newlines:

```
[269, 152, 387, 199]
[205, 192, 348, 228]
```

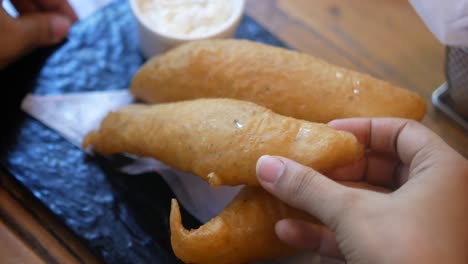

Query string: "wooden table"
[0, 171, 102, 263]
[1, 1, 466, 263]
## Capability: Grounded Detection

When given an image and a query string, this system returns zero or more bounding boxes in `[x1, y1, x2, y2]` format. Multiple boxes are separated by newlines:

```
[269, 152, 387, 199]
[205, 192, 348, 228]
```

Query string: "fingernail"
[50, 15, 72, 41]
[256, 155, 285, 183]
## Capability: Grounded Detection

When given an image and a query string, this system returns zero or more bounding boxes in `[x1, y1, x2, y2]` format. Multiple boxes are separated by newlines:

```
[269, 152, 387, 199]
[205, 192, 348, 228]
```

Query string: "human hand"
[0, 0, 77, 68]
[256, 118, 468, 263]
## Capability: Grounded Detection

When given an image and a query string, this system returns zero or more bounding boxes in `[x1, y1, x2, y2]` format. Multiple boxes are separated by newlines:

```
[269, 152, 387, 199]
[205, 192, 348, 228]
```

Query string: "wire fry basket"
[432, 46, 468, 131]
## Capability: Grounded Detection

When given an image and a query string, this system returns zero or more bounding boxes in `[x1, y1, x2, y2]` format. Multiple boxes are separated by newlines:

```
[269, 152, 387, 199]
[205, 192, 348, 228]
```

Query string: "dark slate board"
[0, 1, 287, 263]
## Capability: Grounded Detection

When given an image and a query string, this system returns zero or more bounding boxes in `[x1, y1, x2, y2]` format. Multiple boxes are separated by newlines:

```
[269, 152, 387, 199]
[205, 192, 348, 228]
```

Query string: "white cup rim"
[129, 0, 246, 41]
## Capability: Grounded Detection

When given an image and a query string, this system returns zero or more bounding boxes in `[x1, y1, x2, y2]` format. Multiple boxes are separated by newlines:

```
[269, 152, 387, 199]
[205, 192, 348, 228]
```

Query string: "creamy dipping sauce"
[137, 0, 235, 38]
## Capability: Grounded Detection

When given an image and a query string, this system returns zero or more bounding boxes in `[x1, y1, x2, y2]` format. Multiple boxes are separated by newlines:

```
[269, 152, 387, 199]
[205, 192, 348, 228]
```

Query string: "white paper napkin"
[411, 0, 468, 46]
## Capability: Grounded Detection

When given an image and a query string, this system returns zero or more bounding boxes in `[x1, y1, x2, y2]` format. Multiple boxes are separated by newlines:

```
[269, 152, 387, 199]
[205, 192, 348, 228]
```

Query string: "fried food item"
[130, 39, 426, 122]
[171, 183, 390, 264]
[83, 98, 363, 186]
[170, 186, 319, 264]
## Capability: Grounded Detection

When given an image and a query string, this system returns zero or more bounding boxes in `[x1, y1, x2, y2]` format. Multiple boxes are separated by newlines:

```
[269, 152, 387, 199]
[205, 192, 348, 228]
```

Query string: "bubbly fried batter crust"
[131, 39, 426, 122]
[170, 187, 319, 264]
[83, 99, 363, 186]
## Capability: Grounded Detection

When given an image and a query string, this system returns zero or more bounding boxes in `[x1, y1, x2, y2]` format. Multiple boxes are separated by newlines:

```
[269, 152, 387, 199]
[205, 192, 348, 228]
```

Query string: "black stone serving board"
[0, 1, 287, 263]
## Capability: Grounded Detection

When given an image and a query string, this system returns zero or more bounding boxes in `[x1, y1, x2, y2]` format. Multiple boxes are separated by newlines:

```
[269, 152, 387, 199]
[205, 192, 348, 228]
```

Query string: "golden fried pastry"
[83, 98, 363, 186]
[171, 183, 390, 264]
[171, 186, 319, 264]
[131, 39, 426, 122]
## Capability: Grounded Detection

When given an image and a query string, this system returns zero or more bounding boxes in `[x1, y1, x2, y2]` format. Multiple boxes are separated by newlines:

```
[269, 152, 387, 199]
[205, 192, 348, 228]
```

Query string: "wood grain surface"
[0, 220, 44, 264]
[0, 170, 102, 264]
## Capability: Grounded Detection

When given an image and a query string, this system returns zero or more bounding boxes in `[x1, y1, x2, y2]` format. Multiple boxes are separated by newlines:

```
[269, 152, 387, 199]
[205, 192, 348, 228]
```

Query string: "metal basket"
[432, 46, 468, 130]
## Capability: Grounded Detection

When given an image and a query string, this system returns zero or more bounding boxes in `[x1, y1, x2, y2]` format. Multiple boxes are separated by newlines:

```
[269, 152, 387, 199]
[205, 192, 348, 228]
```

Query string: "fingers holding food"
[170, 186, 319, 264]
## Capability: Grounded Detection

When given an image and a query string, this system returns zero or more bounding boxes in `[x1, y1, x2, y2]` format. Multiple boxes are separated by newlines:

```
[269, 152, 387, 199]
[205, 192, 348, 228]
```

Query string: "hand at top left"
[0, 0, 77, 68]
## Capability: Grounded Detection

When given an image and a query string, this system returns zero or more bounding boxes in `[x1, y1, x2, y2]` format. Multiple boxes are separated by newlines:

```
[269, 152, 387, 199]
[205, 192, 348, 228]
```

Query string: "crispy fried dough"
[171, 183, 390, 264]
[83, 99, 363, 186]
[170, 186, 318, 264]
[131, 39, 426, 122]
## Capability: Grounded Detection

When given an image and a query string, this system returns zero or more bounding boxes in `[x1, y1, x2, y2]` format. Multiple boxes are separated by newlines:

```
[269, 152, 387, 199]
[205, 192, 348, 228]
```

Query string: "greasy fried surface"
[170, 186, 319, 264]
[83, 99, 363, 186]
[131, 39, 427, 122]
[171, 183, 390, 264]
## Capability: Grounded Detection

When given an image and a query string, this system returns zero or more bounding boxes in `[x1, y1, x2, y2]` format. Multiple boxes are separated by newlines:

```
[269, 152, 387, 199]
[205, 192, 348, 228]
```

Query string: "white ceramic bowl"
[130, 0, 245, 59]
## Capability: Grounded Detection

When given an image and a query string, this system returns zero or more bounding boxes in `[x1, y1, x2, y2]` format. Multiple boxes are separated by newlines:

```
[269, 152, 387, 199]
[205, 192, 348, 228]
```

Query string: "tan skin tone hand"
[0, 0, 77, 68]
[257, 118, 468, 263]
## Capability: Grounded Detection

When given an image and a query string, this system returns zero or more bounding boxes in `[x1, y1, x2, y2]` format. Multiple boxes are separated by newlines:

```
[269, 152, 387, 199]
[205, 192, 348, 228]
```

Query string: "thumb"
[256, 155, 361, 227]
[15, 13, 72, 50]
